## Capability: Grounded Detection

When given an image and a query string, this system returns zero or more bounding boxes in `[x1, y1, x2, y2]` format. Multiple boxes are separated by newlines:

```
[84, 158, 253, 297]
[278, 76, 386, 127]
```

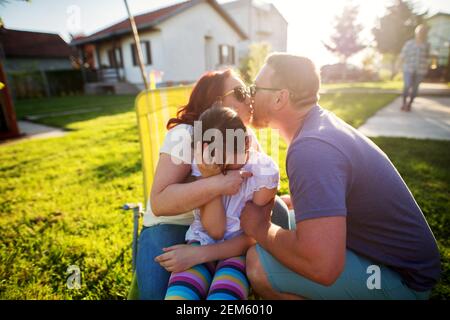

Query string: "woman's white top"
[143, 124, 195, 227]
[185, 149, 279, 245]
[142, 123, 268, 228]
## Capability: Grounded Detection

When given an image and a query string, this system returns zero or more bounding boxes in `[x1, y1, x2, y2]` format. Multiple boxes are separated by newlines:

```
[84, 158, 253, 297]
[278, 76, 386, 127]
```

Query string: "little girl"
[164, 106, 279, 300]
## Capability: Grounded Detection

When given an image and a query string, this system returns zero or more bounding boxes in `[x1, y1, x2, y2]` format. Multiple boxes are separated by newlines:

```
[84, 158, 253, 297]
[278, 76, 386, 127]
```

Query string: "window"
[107, 47, 123, 68]
[219, 44, 235, 65]
[131, 41, 152, 66]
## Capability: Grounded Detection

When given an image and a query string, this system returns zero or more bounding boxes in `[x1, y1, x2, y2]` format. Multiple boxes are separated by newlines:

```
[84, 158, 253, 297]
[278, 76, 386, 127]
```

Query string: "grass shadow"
[90, 157, 142, 184]
[15, 95, 136, 129]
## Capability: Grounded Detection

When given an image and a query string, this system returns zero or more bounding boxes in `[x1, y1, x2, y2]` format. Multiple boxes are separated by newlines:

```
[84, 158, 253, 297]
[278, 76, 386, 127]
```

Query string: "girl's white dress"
[185, 150, 279, 245]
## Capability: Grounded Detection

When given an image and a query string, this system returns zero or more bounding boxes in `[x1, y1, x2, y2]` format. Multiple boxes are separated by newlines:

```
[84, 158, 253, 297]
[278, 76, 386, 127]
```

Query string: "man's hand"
[240, 199, 274, 239]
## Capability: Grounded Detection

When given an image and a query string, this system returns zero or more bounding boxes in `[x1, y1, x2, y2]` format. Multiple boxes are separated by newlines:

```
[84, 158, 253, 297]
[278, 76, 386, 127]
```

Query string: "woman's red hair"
[166, 69, 233, 129]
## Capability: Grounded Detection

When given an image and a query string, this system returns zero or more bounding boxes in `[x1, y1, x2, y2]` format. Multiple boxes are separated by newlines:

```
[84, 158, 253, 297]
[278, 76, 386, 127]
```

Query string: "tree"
[239, 42, 271, 84]
[323, 3, 365, 72]
[0, 0, 30, 7]
[372, 0, 425, 79]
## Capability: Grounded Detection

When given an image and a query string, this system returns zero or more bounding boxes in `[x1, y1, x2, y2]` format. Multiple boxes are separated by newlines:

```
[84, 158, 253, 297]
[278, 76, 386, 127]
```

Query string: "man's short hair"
[265, 53, 320, 108]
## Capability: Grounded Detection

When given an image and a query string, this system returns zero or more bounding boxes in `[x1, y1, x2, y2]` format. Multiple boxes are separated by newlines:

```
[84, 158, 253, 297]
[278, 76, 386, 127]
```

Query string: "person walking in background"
[399, 24, 430, 112]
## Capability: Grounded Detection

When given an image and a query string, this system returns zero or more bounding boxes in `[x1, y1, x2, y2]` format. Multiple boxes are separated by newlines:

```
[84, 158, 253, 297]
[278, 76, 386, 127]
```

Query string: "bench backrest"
[135, 86, 193, 203]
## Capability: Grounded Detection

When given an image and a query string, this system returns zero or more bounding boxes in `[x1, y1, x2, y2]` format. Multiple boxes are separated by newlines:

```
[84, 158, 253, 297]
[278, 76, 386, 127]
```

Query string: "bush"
[9, 70, 83, 99]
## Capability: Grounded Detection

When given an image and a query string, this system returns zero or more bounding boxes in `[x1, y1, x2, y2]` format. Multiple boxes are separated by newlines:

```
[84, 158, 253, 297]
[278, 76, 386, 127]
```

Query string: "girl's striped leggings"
[164, 245, 249, 300]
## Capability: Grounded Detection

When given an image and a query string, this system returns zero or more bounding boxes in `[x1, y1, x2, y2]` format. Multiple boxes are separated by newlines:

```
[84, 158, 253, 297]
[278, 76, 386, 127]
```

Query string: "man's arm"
[398, 41, 410, 69]
[242, 139, 349, 286]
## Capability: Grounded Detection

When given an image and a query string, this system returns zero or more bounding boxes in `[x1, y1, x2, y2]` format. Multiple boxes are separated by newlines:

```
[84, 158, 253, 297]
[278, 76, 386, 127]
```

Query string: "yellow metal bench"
[126, 85, 193, 300]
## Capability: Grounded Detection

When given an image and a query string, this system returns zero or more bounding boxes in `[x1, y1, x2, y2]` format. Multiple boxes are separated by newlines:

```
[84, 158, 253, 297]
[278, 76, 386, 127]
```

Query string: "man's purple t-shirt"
[287, 105, 441, 292]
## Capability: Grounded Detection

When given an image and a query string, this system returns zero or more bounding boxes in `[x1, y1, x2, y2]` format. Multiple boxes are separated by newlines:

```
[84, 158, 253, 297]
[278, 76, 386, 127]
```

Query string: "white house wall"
[94, 31, 164, 84]
[157, 1, 242, 83]
[91, 2, 242, 86]
[121, 31, 165, 84]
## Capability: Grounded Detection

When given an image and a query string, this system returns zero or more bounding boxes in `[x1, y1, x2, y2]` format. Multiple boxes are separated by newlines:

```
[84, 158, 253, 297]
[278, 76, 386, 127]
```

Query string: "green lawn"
[0, 91, 448, 299]
[322, 80, 404, 91]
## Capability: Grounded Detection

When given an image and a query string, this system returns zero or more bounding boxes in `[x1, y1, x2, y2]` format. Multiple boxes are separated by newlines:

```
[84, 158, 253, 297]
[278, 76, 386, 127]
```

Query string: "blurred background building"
[222, 0, 287, 59]
[427, 12, 450, 81]
[0, 26, 81, 99]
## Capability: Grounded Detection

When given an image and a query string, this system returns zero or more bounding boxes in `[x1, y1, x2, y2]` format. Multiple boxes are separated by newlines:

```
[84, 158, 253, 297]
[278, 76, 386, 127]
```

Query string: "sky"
[2, 0, 449, 67]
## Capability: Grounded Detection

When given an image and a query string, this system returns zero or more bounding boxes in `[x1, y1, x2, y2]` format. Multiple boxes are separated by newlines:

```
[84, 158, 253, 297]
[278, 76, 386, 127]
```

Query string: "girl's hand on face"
[194, 141, 222, 178]
[194, 142, 252, 195]
[154, 244, 203, 273]
[197, 162, 222, 178]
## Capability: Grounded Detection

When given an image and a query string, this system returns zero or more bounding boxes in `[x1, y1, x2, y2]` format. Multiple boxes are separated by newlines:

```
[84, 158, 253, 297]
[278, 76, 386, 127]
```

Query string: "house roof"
[71, 0, 247, 46]
[0, 27, 73, 59]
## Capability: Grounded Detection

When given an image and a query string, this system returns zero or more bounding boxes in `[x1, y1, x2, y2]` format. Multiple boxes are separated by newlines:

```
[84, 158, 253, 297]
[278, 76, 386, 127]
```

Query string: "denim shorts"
[255, 244, 430, 300]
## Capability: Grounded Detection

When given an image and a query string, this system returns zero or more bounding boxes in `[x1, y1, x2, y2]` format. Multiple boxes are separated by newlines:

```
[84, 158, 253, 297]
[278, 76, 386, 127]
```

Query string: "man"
[240, 53, 441, 299]
[399, 24, 430, 111]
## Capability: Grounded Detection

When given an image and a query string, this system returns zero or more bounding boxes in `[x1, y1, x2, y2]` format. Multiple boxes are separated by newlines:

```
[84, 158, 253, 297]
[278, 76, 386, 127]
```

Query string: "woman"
[136, 69, 292, 300]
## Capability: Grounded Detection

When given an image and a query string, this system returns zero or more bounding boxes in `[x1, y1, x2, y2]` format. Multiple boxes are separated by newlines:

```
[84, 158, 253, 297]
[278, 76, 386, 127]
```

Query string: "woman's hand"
[219, 170, 253, 195]
[155, 244, 205, 273]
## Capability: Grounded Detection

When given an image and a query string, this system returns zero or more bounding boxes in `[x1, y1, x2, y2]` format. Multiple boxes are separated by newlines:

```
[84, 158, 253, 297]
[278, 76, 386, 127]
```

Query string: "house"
[0, 26, 74, 73]
[221, 0, 288, 59]
[71, 0, 247, 92]
[0, 26, 80, 98]
[0, 27, 75, 136]
[426, 12, 450, 81]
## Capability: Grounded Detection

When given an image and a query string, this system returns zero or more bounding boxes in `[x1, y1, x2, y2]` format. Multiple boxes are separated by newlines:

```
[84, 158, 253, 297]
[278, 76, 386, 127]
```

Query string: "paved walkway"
[1, 121, 65, 146]
[358, 96, 450, 141]
[17, 121, 66, 139]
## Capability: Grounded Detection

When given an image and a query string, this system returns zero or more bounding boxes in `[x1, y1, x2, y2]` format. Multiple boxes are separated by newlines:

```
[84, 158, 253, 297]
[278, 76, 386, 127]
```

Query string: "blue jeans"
[136, 196, 292, 300]
[403, 71, 424, 104]
[136, 224, 189, 300]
